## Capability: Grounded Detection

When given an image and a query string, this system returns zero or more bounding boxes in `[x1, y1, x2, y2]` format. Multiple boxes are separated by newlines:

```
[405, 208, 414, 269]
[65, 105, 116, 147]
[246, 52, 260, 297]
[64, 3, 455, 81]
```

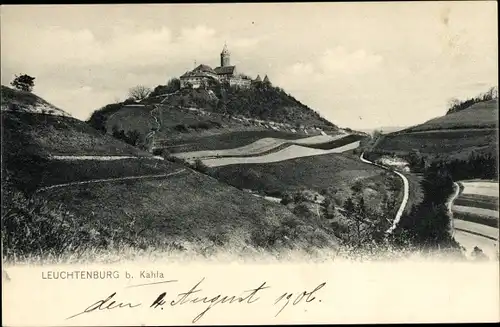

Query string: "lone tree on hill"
[11, 74, 35, 92]
[128, 85, 152, 101]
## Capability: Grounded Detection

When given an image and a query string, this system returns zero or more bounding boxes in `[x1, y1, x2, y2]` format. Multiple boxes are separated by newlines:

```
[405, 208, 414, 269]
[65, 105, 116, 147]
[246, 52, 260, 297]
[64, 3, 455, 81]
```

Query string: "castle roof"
[180, 70, 217, 79]
[254, 75, 262, 82]
[214, 66, 236, 75]
[263, 75, 271, 83]
[193, 64, 216, 74]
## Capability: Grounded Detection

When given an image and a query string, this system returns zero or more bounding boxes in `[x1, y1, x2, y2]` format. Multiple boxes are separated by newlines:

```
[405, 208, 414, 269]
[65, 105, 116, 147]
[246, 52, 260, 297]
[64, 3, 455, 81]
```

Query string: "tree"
[128, 85, 151, 101]
[11, 74, 35, 92]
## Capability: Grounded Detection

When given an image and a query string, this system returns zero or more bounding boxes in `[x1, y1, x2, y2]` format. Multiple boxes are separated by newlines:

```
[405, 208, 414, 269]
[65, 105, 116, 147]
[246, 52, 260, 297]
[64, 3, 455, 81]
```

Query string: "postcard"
[1, 2, 499, 325]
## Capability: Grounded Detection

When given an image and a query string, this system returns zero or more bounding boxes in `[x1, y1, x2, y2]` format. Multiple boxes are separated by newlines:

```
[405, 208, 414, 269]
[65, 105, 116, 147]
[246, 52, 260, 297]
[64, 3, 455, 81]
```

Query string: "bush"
[111, 126, 143, 147]
[192, 159, 209, 173]
[1, 189, 104, 259]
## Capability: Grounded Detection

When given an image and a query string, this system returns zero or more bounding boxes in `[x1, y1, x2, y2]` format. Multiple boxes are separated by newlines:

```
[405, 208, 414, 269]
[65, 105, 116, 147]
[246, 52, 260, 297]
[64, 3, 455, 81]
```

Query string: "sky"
[1, 2, 497, 130]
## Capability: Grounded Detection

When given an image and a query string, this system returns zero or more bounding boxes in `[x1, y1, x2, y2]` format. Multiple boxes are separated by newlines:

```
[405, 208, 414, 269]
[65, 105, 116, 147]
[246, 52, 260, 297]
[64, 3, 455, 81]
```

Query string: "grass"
[7, 168, 342, 260]
[373, 128, 497, 162]
[2, 111, 151, 156]
[371, 98, 498, 163]
[106, 104, 232, 137]
[1, 85, 68, 116]
[402, 99, 498, 132]
[4, 177, 464, 264]
[209, 153, 394, 203]
[33, 158, 177, 189]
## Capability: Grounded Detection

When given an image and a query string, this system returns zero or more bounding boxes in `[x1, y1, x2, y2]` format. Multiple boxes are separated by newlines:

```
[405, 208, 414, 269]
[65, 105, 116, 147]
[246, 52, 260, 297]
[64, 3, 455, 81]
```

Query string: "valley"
[1, 80, 498, 263]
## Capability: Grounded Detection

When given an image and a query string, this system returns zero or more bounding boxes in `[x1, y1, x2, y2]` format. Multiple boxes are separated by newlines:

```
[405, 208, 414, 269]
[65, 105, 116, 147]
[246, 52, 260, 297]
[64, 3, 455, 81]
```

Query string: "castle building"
[180, 43, 254, 89]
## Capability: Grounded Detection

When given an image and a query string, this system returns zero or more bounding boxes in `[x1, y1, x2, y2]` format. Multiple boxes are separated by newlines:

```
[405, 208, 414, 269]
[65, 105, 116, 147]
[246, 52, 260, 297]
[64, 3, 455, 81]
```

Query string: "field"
[202, 141, 361, 167]
[166, 129, 313, 154]
[173, 133, 353, 160]
[451, 181, 499, 229]
[375, 129, 496, 155]
[454, 181, 499, 229]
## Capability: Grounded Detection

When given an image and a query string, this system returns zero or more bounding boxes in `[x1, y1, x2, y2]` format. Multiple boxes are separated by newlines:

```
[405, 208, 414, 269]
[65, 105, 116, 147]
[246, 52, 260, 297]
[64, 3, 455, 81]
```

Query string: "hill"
[1, 85, 153, 157]
[87, 81, 340, 152]
[146, 81, 336, 128]
[1, 85, 342, 262]
[368, 97, 498, 180]
[1, 85, 70, 117]
[400, 99, 498, 132]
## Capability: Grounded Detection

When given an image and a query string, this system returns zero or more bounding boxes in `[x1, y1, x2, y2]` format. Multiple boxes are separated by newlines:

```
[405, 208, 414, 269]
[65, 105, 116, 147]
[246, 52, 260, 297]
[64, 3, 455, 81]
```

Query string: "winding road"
[359, 152, 410, 234]
[50, 155, 164, 161]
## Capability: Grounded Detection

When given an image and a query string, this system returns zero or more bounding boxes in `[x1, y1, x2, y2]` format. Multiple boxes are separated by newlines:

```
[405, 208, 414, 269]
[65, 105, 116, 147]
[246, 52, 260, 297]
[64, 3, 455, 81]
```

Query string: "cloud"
[318, 47, 383, 75]
[1, 3, 496, 128]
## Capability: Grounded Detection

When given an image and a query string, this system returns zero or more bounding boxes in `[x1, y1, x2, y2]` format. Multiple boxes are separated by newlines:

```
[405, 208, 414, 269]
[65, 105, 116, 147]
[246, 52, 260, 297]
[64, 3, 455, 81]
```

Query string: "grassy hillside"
[209, 153, 394, 201]
[205, 153, 405, 244]
[2, 85, 152, 157]
[370, 98, 498, 164]
[2, 86, 345, 261]
[87, 81, 340, 153]
[2, 111, 153, 157]
[401, 99, 498, 132]
[1, 85, 70, 117]
[144, 83, 336, 128]
[3, 166, 341, 261]
[374, 129, 496, 157]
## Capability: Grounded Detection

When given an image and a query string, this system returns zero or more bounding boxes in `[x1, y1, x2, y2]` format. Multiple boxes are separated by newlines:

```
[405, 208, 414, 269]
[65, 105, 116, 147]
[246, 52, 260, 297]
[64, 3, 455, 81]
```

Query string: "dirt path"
[359, 152, 409, 234]
[49, 155, 164, 161]
[36, 169, 186, 193]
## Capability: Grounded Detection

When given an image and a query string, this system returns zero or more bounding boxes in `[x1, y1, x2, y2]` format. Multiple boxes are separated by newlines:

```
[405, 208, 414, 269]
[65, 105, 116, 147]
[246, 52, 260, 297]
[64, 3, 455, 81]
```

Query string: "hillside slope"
[144, 84, 336, 128]
[371, 98, 498, 162]
[1, 86, 342, 261]
[1, 85, 70, 117]
[1, 85, 152, 157]
[87, 83, 340, 152]
[401, 99, 498, 132]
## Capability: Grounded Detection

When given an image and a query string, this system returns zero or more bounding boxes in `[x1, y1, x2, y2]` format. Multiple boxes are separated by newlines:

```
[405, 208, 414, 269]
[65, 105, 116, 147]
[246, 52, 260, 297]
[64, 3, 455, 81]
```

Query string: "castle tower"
[220, 42, 230, 67]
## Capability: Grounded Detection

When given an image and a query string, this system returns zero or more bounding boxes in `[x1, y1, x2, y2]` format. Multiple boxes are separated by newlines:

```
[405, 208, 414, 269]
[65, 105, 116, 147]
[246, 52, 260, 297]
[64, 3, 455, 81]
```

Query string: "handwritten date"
[66, 279, 326, 323]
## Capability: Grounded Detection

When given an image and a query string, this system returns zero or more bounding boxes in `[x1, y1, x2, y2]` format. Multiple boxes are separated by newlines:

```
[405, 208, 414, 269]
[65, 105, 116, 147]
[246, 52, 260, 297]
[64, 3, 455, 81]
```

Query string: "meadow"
[2, 111, 151, 156]
[11, 168, 342, 260]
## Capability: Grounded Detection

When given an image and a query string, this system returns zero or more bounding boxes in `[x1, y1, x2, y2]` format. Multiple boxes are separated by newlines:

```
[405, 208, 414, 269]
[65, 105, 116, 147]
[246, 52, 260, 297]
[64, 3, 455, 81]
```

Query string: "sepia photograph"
[1, 2, 499, 325]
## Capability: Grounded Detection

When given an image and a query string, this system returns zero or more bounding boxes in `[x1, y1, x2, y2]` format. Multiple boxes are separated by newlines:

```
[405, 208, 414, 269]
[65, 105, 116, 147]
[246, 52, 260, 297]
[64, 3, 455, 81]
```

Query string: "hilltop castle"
[179, 43, 269, 89]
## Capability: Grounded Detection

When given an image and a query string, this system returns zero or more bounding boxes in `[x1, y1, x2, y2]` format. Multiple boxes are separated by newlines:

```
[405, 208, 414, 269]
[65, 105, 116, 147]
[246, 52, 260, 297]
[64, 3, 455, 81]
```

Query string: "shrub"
[1, 189, 102, 259]
[192, 159, 209, 174]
